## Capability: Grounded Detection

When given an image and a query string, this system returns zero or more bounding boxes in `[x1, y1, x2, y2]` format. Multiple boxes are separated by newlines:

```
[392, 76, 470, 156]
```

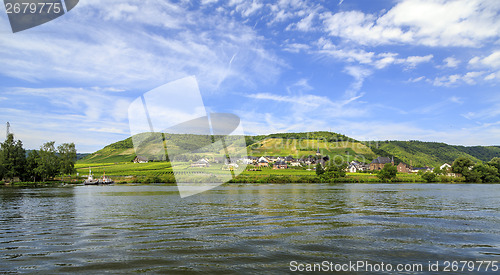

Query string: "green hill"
[366, 141, 500, 167]
[78, 132, 500, 167]
[79, 137, 136, 163]
[78, 132, 373, 164]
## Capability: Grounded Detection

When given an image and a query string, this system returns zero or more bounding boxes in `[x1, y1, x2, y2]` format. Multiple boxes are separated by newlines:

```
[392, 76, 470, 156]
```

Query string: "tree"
[487, 157, 500, 171]
[0, 157, 5, 181]
[433, 167, 443, 175]
[325, 157, 347, 178]
[377, 163, 397, 181]
[26, 150, 42, 182]
[38, 141, 60, 181]
[315, 162, 324, 176]
[465, 169, 482, 183]
[0, 133, 27, 181]
[58, 143, 77, 175]
[422, 171, 437, 182]
[472, 163, 499, 183]
[320, 158, 347, 180]
[452, 157, 474, 175]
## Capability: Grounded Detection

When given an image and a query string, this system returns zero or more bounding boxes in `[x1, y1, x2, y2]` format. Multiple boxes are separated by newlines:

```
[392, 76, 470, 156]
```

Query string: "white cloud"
[375, 53, 433, 69]
[201, 0, 219, 5]
[449, 96, 463, 104]
[442, 57, 460, 68]
[282, 42, 310, 53]
[246, 93, 325, 107]
[482, 51, 500, 68]
[469, 50, 500, 68]
[245, 90, 366, 118]
[405, 55, 434, 67]
[431, 71, 486, 87]
[315, 38, 433, 70]
[321, 0, 500, 47]
[465, 51, 500, 82]
[230, 0, 264, 17]
[343, 66, 371, 97]
[408, 76, 425, 83]
[266, 0, 315, 24]
[484, 71, 500, 81]
[287, 78, 313, 92]
[288, 12, 316, 31]
[322, 10, 405, 46]
[316, 39, 375, 64]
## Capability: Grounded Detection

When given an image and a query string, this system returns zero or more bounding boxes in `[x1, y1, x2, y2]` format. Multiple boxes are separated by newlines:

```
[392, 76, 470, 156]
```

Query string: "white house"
[258, 156, 269, 163]
[347, 161, 369, 173]
[440, 163, 452, 171]
[257, 156, 269, 167]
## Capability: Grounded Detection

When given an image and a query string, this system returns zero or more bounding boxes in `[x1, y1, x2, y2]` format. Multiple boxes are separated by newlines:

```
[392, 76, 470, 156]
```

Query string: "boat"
[83, 168, 99, 185]
[98, 171, 114, 184]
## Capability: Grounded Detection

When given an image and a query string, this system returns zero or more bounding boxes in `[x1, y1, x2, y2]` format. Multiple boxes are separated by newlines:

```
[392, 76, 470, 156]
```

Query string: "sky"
[0, 0, 499, 152]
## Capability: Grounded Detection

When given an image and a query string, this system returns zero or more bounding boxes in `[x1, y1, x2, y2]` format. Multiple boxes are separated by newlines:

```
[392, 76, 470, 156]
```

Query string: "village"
[139, 147, 456, 175]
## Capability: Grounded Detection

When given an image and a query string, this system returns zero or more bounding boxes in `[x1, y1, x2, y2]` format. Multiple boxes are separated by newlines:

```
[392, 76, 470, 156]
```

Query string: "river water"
[1, 184, 499, 274]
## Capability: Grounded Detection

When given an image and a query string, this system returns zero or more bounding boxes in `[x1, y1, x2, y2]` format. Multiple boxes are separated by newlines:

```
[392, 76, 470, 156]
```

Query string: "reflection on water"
[1, 184, 500, 273]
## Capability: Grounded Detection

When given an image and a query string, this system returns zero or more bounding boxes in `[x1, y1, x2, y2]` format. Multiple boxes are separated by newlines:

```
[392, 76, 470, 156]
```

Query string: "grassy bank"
[0, 181, 74, 187]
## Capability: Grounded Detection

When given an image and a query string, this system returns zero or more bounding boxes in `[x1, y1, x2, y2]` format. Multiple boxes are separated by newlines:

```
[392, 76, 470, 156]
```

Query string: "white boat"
[83, 168, 99, 185]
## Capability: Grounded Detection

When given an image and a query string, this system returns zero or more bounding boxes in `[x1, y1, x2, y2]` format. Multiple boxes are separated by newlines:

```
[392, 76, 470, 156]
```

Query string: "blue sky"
[0, 0, 499, 152]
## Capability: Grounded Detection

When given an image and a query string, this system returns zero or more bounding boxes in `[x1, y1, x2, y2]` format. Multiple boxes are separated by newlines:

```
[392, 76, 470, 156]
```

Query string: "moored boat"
[83, 168, 99, 185]
[98, 171, 114, 184]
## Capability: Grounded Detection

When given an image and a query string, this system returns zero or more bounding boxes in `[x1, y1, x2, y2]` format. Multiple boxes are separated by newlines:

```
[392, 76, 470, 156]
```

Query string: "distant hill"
[26, 150, 89, 160]
[363, 141, 500, 167]
[370, 141, 476, 167]
[78, 132, 500, 167]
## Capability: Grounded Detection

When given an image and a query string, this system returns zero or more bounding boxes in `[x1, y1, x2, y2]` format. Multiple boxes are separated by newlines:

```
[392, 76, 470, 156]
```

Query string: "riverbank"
[2, 173, 469, 186]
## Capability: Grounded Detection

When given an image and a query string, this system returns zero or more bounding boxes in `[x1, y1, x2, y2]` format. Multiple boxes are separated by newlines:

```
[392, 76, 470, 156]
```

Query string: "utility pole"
[6, 122, 10, 139]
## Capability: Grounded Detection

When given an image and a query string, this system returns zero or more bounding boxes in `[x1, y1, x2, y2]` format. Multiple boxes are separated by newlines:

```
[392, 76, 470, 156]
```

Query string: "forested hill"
[372, 141, 500, 167]
[78, 132, 500, 167]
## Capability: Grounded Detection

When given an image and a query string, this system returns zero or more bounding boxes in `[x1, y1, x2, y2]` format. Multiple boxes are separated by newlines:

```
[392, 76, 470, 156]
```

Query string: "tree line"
[420, 156, 500, 183]
[315, 155, 500, 183]
[0, 134, 77, 182]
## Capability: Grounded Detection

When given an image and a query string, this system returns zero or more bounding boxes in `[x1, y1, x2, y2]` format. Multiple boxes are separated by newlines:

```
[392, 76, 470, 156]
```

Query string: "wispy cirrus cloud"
[0, 0, 283, 92]
[1, 86, 132, 151]
[314, 38, 434, 70]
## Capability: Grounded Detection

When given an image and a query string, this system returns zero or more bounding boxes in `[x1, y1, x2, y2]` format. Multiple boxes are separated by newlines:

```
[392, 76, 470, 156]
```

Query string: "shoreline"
[1, 181, 493, 188]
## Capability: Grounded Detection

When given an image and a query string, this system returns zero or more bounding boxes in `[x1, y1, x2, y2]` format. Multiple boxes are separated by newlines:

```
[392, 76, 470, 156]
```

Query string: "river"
[1, 184, 499, 274]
